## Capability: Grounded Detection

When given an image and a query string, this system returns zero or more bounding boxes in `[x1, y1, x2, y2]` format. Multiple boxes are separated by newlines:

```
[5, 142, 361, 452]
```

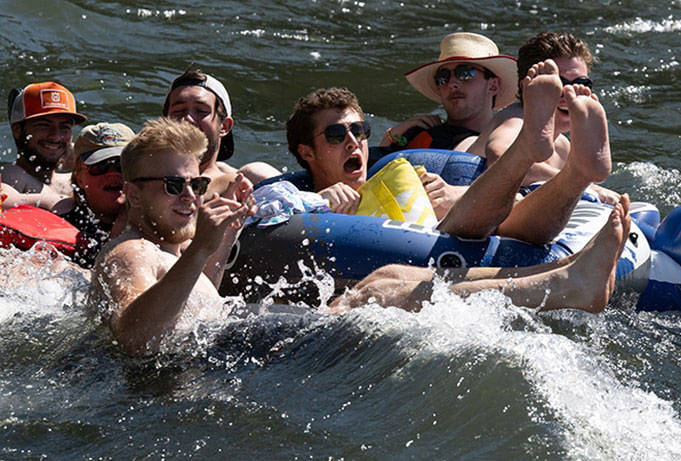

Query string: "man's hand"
[588, 183, 621, 206]
[193, 193, 251, 256]
[222, 172, 256, 216]
[420, 172, 467, 220]
[318, 182, 361, 215]
[379, 115, 442, 146]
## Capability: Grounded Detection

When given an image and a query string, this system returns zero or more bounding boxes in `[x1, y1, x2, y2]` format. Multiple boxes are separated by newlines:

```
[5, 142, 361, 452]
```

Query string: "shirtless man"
[376, 32, 517, 155]
[90, 117, 253, 356]
[287, 67, 612, 246]
[162, 69, 280, 191]
[90, 119, 630, 355]
[467, 32, 619, 203]
[2, 82, 87, 196]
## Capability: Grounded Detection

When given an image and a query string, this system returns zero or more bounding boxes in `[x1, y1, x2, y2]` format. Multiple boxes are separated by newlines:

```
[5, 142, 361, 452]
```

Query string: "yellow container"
[356, 158, 437, 227]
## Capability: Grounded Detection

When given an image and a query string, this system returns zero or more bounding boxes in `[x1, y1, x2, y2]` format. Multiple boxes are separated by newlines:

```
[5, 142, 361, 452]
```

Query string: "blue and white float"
[224, 149, 673, 309]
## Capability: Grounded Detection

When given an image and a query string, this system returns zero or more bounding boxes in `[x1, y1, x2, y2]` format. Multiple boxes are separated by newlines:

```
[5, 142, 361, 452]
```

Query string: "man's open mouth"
[344, 156, 362, 174]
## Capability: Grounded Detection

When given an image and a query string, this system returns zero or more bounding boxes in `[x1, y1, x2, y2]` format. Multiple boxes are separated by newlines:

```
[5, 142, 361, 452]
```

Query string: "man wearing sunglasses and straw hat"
[3, 82, 87, 197]
[377, 32, 517, 154]
[90, 117, 255, 356]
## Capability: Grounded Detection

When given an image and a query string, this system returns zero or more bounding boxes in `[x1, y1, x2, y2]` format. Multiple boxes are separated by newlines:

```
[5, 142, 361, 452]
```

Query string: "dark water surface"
[2, 1, 681, 459]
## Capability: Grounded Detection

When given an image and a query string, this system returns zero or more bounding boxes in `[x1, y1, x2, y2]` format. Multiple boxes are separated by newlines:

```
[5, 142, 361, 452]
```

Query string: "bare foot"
[560, 194, 630, 312]
[564, 85, 612, 183]
[518, 59, 564, 163]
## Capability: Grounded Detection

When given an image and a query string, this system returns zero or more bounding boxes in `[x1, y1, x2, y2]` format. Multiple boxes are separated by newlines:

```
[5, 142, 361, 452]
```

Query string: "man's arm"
[99, 198, 251, 355]
[202, 174, 256, 287]
[101, 239, 217, 355]
[419, 172, 468, 220]
[1, 181, 73, 213]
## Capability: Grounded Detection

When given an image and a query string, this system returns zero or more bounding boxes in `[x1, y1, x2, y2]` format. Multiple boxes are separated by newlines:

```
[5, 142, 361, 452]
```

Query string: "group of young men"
[0, 31, 631, 356]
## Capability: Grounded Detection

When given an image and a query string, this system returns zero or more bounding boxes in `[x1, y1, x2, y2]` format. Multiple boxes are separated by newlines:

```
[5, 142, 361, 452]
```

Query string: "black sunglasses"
[86, 159, 121, 176]
[434, 64, 495, 87]
[560, 76, 593, 89]
[131, 176, 211, 196]
[313, 121, 371, 144]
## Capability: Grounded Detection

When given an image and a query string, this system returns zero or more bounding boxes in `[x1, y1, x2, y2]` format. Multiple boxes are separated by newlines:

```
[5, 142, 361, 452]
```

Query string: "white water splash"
[605, 17, 681, 34]
[616, 162, 681, 209]
[343, 275, 681, 459]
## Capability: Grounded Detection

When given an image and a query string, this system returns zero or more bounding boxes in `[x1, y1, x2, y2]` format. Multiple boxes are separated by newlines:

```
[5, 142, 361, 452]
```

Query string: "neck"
[446, 111, 492, 133]
[199, 148, 219, 173]
[126, 213, 183, 256]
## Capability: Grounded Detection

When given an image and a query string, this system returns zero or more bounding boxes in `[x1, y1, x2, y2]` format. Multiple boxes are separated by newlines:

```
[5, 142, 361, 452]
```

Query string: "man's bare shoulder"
[468, 103, 525, 159]
[94, 235, 163, 282]
[0, 163, 42, 193]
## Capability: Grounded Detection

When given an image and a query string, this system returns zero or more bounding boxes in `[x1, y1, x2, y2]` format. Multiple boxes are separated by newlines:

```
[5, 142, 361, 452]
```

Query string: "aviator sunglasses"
[560, 76, 593, 89]
[313, 121, 371, 144]
[86, 159, 121, 176]
[131, 176, 211, 196]
[434, 64, 494, 87]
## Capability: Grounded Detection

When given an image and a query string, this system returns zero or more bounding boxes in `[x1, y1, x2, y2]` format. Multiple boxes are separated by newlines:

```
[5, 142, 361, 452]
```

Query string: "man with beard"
[3, 82, 87, 196]
[90, 117, 254, 356]
[162, 70, 280, 193]
[376, 32, 517, 155]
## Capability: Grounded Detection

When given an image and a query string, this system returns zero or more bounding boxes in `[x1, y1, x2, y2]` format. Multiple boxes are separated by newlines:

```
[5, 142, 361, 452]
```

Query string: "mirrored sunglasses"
[434, 65, 488, 87]
[131, 176, 211, 196]
[315, 121, 371, 144]
[86, 159, 121, 176]
[560, 76, 593, 89]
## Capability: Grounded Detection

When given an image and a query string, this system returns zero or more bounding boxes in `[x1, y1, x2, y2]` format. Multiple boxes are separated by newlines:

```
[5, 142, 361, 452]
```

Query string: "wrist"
[385, 128, 408, 147]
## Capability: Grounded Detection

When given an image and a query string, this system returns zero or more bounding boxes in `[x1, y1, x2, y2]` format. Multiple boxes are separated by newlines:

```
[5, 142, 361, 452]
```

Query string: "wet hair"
[120, 117, 206, 181]
[162, 69, 228, 120]
[516, 32, 594, 101]
[285, 87, 364, 171]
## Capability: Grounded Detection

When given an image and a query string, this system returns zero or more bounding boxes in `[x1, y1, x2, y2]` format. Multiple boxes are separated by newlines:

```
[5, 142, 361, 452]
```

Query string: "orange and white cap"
[8, 82, 87, 126]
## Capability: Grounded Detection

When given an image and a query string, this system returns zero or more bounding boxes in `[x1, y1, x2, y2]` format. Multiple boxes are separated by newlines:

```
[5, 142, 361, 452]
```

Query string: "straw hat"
[405, 32, 518, 110]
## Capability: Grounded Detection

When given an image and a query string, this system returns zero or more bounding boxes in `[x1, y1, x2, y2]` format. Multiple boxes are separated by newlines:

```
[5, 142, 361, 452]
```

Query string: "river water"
[2, 0, 681, 459]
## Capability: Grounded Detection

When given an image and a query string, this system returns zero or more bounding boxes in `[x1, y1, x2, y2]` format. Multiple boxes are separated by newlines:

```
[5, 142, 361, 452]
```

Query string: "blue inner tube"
[227, 150, 651, 303]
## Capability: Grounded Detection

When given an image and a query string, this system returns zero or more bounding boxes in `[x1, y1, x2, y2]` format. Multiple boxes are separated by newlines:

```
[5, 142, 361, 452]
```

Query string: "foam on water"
[339, 275, 681, 459]
[614, 161, 681, 209]
[604, 17, 681, 34]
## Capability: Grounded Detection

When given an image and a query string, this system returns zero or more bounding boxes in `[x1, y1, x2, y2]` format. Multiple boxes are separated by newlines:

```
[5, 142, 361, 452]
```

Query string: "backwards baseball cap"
[8, 82, 87, 126]
[162, 71, 234, 161]
[74, 122, 135, 165]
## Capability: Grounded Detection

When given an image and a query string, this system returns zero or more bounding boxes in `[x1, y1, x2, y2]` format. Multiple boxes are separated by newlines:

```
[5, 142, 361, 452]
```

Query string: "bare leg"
[437, 59, 562, 239]
[331, 195, 629, 314]
[497, 83, 612, 244]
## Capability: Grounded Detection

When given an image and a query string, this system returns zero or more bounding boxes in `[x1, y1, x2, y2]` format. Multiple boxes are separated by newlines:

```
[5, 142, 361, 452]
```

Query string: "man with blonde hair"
[90, 117, 254, 356]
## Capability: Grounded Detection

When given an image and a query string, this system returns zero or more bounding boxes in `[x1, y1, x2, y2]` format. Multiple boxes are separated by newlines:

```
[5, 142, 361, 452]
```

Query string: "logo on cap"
[95, 126, 126, 146]
[40, 90, 68, 110]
